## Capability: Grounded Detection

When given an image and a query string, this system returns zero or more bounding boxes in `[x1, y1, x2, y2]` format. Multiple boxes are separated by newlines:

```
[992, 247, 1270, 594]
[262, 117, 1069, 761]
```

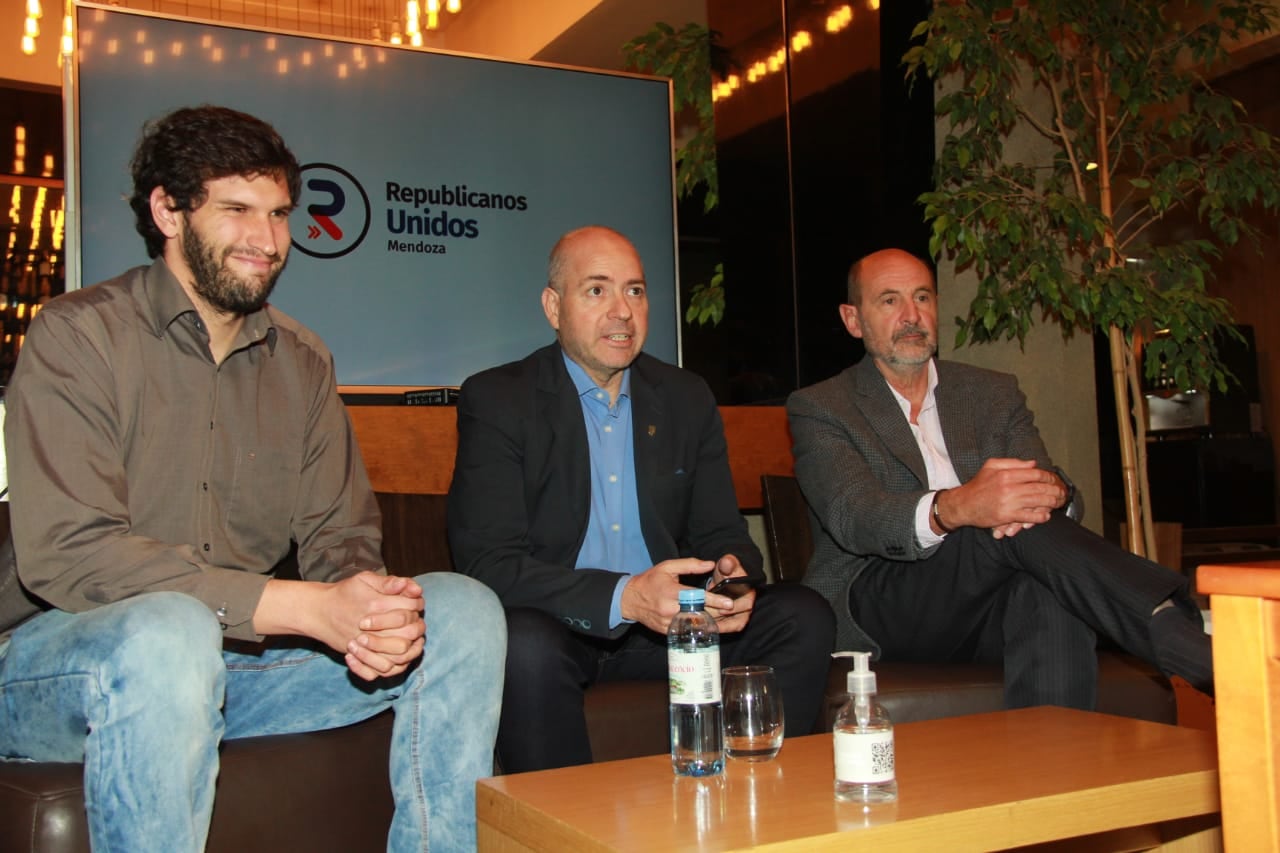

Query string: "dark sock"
[1149, 606, 1214, 696]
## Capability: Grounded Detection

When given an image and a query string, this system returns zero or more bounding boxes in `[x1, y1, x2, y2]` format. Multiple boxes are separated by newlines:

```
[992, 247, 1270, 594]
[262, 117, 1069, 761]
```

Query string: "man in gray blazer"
[449, 226, 835, 772]
[787, 248, 1212, 709]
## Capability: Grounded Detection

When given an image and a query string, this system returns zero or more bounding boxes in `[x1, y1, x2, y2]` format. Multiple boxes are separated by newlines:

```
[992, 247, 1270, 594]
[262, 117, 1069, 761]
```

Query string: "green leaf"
[909, 0, 1279, 468]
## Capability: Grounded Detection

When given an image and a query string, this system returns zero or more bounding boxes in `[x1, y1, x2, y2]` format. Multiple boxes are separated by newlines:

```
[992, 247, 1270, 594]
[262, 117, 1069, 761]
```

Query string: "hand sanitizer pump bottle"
[832, 651, 898, 803]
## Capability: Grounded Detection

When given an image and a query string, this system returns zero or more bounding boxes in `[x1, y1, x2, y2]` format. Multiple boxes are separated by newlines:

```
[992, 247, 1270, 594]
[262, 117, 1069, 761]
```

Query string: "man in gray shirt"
[0, 105, 504, 852]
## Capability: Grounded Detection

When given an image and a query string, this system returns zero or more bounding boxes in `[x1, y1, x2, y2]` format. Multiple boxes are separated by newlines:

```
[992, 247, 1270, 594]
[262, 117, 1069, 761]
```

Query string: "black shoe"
[1149, 606, 1214, 696]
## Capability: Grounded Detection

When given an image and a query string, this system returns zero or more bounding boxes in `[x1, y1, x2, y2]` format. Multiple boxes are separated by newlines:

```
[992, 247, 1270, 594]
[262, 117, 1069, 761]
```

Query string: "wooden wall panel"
[720, 406, 795, 508]
[348, 404, 794, 509]
[348, 406, 458, 496]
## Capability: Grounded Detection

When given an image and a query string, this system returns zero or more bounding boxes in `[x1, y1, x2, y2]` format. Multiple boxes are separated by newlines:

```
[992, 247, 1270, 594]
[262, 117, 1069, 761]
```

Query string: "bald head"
[547, 226, 638, 294]
[847, 249, 934, 307]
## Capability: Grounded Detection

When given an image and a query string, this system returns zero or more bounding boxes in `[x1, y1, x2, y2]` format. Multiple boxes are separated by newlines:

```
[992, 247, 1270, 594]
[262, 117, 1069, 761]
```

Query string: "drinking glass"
[722, 665, 784, 761]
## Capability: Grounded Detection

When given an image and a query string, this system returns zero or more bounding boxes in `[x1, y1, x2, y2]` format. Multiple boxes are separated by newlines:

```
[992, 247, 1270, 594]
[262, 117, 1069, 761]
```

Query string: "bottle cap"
[678, 588, 706, 605]
[832, 650, 876, 695]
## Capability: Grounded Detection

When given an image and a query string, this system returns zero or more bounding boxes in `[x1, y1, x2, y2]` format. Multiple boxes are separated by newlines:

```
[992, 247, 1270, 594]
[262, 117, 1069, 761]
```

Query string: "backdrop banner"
[72, 4, 679, 387]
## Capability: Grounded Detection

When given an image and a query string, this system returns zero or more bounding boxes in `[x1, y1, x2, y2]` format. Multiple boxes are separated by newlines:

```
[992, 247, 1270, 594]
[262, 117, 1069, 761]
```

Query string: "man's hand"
[937, 458, 1067, 536]
[990, 466, 1072, 539]
[620, 557, 715, 634]
[990, 521, 1031, 540]
[345, 574, 426, 679]
[703, 554, 755, 635]
[257, 572, 426, 681]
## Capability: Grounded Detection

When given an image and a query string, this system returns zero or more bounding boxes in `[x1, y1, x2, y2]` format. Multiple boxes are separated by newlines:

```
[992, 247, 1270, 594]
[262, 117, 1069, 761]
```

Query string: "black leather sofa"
[0, 481, 1176, 852]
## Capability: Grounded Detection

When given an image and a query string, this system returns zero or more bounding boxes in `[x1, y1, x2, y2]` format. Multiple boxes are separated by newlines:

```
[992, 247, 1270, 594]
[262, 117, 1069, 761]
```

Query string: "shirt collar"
[561, 349, 630, 404]
[143, 258, 277, 354]
[886, 358, 940, 419]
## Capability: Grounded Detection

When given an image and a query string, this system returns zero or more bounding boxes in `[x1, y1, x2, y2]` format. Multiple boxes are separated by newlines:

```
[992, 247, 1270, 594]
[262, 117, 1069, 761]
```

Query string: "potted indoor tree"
[905, 0, 1280, 557]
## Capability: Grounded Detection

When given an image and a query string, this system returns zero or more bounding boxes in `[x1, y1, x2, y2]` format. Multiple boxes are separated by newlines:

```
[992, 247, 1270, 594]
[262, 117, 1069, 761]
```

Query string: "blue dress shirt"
[563, 353, 653, 628]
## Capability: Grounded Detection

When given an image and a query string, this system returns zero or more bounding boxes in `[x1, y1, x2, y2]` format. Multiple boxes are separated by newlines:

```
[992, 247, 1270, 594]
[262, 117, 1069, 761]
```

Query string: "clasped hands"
[620, 555, 755, 635]
[935, 458, 1068, 540]
[259, 571, 426, 682]
[330, 572, 426, 681]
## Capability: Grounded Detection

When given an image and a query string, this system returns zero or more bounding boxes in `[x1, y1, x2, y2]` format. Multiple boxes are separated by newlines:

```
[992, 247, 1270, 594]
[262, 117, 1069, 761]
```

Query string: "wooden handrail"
[1198, 562, 1280, 599]
[1196, 560, 1280, 851]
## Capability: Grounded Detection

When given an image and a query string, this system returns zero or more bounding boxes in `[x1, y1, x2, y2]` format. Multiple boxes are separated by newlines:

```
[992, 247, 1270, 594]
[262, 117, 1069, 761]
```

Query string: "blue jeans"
[0, 573, 505, 853]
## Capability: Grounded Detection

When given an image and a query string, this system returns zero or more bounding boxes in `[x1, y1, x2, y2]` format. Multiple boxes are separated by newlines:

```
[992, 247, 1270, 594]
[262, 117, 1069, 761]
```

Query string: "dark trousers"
[497, 583, 835, 772]
[849, 514, 1192, 709]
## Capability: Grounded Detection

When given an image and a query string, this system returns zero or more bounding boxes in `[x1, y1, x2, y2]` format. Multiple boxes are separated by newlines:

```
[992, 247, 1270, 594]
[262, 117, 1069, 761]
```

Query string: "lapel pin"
[648, 425, 656, 437]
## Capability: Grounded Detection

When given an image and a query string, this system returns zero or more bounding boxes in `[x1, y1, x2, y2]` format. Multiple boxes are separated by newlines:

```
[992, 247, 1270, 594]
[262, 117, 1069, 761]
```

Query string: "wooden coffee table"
[477, 706, 1220, 851]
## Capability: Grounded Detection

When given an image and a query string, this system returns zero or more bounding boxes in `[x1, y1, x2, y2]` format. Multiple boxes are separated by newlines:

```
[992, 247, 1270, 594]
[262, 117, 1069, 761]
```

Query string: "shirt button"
[611, 523, 620, 532]
[603, 425, 612, 433]
[609, 474, 618, 483]
[595, 391, 604, 400]
[202, 482, 208, 491]
[203, 543, 210, 552]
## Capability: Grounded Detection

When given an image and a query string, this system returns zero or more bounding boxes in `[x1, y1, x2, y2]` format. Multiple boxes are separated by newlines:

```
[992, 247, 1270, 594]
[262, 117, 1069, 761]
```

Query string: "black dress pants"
[849, 514, 1192, 709]
[496, 583, 835, 773]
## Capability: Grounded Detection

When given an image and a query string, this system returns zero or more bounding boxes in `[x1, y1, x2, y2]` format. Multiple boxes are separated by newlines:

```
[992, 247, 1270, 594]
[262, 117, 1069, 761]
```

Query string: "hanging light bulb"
[24, 17, 39, 37]
[426, 0, 439, 13]
[26, 0, 42, 19]
[21, 34, 36, 55]
[13, 125, 26, 173]
[61, 12, 72, 56]
[410, 31, 422, 46]
[446, 0, 460, 13]
[426, 10, 438, 29]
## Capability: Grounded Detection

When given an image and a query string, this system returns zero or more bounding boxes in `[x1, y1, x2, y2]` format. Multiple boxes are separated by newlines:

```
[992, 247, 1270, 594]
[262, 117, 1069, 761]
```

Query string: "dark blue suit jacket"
[447, 343, 763, 639]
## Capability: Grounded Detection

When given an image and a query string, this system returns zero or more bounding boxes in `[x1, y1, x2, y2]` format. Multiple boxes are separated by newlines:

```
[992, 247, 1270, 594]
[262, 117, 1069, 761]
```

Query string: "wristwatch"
[1052, 466, 1082, 522]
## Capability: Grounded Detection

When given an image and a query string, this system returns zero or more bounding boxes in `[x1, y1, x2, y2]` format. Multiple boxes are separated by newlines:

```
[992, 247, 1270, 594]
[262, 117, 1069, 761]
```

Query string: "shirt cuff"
[609, 575, 635, 630]
[916, 491, 945, 548]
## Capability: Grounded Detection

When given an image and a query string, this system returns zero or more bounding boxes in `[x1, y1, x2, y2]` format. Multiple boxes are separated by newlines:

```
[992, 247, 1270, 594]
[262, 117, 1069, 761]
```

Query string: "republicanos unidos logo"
[292, 163, 371, 259]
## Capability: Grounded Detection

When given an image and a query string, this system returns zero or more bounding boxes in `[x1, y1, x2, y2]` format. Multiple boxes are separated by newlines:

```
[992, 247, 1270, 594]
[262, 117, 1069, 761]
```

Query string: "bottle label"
[834, 729, 895, 784]
[668, 647, 721, 704]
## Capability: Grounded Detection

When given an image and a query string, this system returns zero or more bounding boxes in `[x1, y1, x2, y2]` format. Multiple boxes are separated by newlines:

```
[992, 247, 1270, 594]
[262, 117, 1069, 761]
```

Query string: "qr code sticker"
[870, 741, 894, 775]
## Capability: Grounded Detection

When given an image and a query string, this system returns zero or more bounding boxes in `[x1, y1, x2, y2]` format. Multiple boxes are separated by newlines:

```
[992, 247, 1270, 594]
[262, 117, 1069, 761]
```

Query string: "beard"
[866, 323, 937, 367]
[181, 219, 286, 316]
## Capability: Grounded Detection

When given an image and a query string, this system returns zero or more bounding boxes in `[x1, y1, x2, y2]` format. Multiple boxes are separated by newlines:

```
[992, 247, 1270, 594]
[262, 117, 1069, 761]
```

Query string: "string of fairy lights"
[18, 0, 465, 62]
[713, 1, 873, 104]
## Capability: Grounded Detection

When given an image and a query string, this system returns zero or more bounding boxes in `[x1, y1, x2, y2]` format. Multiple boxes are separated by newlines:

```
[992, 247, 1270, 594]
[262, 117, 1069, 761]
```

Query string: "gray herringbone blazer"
[785, 357, 1056, 651]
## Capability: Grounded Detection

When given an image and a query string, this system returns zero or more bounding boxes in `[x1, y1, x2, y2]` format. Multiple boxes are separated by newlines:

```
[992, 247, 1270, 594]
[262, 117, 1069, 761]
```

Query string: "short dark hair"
[846, 258, 865, 306]
[128, 105, 302, 258]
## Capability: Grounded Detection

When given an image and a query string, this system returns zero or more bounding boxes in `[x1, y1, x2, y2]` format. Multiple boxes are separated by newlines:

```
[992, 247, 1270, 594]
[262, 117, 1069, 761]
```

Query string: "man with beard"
[0, 105, 504, 853]
[448, 225, 834, 772]
[786, 248, 1214, 710]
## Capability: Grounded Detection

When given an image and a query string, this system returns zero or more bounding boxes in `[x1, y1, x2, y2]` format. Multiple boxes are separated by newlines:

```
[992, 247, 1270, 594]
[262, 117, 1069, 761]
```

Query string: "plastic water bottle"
[668, 587, 724, 777]
[832, 651, 898, 803]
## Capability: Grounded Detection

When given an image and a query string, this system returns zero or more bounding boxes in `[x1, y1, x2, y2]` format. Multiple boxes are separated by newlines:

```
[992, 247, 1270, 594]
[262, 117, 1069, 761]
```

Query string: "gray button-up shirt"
[0, 260, 383, 642]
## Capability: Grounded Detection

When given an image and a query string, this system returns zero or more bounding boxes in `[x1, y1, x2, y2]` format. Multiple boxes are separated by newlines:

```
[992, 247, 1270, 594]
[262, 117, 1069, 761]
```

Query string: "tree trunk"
[1124, 337, 1157, 557]
[1108, 325, 1148, 558]
[1094, 54, 1150, 558]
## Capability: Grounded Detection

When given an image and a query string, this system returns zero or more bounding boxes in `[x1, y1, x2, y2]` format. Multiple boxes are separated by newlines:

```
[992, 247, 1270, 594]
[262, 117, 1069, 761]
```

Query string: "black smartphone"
[708, 576, 761, 599]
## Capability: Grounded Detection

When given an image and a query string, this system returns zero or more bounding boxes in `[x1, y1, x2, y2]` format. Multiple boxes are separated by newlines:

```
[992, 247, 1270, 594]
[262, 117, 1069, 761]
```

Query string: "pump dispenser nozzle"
[833, 650, 877, 696]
